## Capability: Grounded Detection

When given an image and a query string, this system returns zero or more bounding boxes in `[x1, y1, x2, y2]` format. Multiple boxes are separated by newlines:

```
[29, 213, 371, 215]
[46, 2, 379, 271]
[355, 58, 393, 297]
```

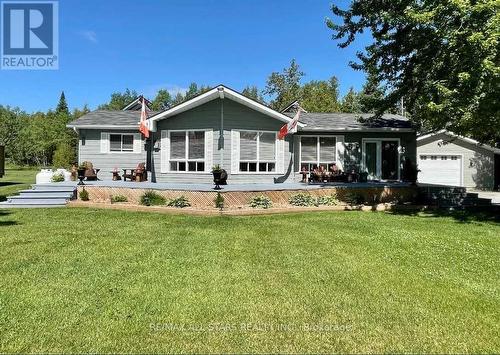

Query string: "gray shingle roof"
[68, 110, 413, 131]
[67, 110, 159, 128]
[288, 112, 413, 131]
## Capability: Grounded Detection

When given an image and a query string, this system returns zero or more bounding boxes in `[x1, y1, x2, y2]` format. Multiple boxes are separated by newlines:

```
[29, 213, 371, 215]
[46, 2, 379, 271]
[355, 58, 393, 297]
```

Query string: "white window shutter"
[276, 137, 285, 174]
[231, 130, 240, 174]
[336, 136, 345, 171]
[133, 133, 142, 153]
[204, 130, 213, 172]
[100, 132, 109, 153]
[161, 130, 169, 173]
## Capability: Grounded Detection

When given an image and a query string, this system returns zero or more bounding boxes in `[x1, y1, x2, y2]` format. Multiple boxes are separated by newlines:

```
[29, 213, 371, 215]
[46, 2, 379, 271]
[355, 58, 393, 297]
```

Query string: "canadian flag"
[139, 96, 150, 138]
[278, 109, 301, 140]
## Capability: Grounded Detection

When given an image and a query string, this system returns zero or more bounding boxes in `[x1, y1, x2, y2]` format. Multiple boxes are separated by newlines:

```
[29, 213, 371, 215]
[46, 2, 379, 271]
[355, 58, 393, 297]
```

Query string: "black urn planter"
[77, 168, 86, 185]
[212, 170, 223, 190]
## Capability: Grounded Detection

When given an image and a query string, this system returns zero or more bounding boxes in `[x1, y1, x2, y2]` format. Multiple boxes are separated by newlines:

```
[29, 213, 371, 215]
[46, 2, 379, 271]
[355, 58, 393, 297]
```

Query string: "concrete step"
[10, 193, 72, 200]
[461, 198, 493, 206]
[4, 198, 68, 205]
[31, 184, 76, 192]
[0, 203, 66, 208]
[466, 192, 479, 198]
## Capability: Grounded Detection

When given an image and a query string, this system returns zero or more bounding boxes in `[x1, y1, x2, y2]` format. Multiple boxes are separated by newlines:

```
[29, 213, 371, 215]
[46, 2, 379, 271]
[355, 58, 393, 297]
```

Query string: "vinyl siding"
[78, 129, 146, 180]
[417, 133, 495, 189]
[152, 99, 296, 184]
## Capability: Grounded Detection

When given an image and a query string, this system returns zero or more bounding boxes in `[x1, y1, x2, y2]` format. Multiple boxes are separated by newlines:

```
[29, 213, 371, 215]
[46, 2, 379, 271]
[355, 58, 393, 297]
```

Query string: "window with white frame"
[110, 134, 134, 152]
[169, 131, 205, 172]
[300, 136, 337, 172]
[239, 131, 276, 172]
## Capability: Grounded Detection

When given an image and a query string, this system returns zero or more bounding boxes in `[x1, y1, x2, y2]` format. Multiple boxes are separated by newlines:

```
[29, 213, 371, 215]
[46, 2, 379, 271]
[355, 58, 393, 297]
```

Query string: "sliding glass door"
[362, 139, 400, 180]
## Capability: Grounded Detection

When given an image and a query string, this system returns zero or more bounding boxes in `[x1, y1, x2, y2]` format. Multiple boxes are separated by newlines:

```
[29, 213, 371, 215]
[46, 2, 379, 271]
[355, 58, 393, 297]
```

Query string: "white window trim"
[361, 138, 401, 180]
[237, 130, 278, 175]
[105, 132, 141, 154]
[298, 135, 343, 172]
[167, 129, 211, 174]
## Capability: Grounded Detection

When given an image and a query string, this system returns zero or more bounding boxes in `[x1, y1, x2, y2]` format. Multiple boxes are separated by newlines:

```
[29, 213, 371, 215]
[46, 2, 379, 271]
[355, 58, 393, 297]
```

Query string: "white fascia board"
[148, 85, 304, 131]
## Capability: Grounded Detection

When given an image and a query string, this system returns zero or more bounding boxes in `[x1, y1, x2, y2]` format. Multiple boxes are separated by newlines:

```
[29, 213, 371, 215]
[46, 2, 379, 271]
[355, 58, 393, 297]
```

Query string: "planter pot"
[213, 170, 223, 190]
[77, 168, 86, 185]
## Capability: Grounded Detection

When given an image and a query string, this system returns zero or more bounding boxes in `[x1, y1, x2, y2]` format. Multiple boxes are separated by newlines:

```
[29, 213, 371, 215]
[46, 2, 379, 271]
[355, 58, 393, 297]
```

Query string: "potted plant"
[77, 163, 87, 185]
[212, 165, 223, 190]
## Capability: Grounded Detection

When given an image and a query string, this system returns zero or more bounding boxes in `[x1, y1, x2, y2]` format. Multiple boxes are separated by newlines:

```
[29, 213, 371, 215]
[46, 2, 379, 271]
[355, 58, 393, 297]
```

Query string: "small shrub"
[79, 188, 89, 201]
[167, 195, 191, 208]
[249, 195, 272, 209]
[52, 142, 75, 169]
[51, 172, 65, 183]
[214, 192, 224, 209]
[289, 193, 315, 207]
[140, 190, 166, 206]
[316, 194, 339, 206]
[340, 191, 365, 206]
[111, 195, 128, 203]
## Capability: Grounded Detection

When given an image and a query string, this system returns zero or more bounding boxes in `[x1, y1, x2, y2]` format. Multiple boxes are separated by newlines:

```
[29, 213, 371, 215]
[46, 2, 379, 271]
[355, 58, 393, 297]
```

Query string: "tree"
[98, 89, 138, 110]
[56, 91, 69, 115]
[340, 87, 362, 113]
[300, 77, 341, 112]
[242, 86, 264, 103]
[358, 71, 385, 114]
[151, 89, 172, 111]
[263, 59, 304, 110]
[328, 0, 500, 144]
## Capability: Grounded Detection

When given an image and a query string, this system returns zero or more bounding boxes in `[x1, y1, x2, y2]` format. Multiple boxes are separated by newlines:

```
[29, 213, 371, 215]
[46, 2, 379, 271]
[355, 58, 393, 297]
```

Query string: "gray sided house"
[67, 85, 416, 184]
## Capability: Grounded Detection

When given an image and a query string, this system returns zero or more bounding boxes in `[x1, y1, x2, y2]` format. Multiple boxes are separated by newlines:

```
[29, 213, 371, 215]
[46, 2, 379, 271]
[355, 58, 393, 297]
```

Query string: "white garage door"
[418, 154, 462, 186]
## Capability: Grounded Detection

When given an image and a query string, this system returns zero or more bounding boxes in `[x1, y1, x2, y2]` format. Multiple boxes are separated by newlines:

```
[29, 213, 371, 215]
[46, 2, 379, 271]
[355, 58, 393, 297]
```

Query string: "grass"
[0, 167, 37, 201]
[0, 207, 498, 353]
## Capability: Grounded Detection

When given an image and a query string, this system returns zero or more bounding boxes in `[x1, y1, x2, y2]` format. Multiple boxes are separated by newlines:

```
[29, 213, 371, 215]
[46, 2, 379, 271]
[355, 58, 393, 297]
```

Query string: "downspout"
[218, 87, 225, 167]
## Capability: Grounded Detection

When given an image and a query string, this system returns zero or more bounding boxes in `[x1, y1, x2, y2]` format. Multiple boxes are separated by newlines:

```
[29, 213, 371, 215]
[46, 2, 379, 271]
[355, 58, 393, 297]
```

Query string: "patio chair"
[83, 161, 98, 181]
[123, 163, 147, 182]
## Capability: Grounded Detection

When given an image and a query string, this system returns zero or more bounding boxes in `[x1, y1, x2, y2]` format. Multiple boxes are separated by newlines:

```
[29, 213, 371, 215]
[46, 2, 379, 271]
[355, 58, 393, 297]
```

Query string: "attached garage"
[418, 154, 462, 186]
[417, 130, 500, 190]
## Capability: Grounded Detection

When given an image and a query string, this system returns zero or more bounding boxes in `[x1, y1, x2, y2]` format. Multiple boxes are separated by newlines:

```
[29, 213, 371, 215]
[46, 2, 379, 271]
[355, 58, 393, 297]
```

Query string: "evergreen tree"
[151, 89, 172, 111]
[341, 88, 362, 113]
[263, 59, 304, 110]
[56, 91, 69, 115]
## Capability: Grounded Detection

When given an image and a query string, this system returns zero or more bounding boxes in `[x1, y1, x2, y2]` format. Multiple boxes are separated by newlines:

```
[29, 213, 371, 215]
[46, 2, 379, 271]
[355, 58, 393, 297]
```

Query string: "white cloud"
[78, 30, 98, 43]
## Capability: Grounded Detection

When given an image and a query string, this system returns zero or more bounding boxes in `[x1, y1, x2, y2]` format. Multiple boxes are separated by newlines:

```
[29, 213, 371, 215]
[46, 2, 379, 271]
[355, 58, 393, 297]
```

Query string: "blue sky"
[0, 0, 370, 112]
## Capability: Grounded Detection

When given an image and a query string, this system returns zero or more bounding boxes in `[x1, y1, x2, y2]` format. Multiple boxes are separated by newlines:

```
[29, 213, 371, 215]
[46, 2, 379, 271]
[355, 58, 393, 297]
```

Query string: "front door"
[363, 139, 400, 180]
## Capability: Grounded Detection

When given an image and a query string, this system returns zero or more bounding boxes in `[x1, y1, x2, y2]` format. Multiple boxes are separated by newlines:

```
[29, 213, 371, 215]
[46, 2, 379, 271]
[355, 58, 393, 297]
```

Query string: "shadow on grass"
[0, 209, 18, 227]
[387, 207, 500, 224]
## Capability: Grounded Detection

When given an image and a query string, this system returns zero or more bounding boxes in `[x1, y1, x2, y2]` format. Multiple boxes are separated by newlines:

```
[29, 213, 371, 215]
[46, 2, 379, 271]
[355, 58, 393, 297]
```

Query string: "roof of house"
[67, 84, 414, 132]
[417, 130, 500, 154]
[67, 110, 159, 129]
[288, 112, 413, 132]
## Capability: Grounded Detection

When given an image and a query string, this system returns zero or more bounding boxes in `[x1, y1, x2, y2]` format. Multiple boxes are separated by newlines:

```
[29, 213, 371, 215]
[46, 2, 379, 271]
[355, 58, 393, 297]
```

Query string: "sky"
[0, 0, 371, 112]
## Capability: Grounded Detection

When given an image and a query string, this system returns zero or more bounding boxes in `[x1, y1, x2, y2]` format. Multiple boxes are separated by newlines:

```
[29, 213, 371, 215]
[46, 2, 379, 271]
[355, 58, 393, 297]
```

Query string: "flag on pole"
[278, 109, 301, 140]
[139, 96, 150, 138]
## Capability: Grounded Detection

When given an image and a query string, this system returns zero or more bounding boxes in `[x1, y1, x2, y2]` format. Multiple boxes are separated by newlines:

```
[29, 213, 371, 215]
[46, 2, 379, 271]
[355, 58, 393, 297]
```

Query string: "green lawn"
[0, 167, 37, 201]
[0, 207, 499, 353]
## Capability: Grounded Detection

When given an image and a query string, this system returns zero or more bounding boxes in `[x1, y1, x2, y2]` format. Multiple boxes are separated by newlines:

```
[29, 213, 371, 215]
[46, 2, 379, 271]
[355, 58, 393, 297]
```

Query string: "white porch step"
[0, 184, 76, 209]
